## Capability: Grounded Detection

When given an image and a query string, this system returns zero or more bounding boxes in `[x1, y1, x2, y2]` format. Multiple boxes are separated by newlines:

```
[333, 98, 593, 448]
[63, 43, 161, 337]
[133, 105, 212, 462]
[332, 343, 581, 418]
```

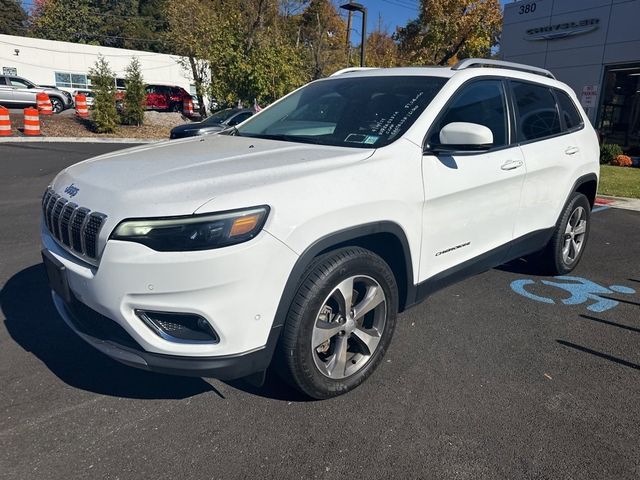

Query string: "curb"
[0, 136, 159, 144]
[596, 195, 640, 212]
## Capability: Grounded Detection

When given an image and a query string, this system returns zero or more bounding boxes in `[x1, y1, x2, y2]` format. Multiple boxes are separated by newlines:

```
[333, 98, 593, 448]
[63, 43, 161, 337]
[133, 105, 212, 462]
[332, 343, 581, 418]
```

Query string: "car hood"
[51, 135, 374, 219]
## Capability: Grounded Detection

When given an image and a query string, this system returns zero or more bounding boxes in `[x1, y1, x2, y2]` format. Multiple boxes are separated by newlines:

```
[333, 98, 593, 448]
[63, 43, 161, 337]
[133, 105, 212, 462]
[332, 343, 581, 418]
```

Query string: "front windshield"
[236, 75, 447, 148]
[203, 109, 238, 126]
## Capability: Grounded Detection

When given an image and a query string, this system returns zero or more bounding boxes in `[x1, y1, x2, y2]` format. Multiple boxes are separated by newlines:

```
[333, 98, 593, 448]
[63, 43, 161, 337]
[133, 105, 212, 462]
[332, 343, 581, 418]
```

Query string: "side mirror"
[427, 122, 494, 154]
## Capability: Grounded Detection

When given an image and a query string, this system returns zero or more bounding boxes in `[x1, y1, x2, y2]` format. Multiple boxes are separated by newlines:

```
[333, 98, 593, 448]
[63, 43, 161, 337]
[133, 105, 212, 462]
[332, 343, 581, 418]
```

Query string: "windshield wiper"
[241, 133, 324, 145]
[221, 126, 241, 136]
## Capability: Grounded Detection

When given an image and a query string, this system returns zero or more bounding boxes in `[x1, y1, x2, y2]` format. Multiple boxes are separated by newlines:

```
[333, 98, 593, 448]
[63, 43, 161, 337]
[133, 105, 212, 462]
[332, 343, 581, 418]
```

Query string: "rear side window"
[556, 90, 584, 131]
[512, 81, 561, 142]
[430, 79, 508, 148]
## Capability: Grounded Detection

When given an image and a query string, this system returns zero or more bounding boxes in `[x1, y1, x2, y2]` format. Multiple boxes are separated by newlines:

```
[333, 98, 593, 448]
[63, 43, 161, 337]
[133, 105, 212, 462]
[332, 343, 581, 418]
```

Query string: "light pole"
[340, 2, 367, 67]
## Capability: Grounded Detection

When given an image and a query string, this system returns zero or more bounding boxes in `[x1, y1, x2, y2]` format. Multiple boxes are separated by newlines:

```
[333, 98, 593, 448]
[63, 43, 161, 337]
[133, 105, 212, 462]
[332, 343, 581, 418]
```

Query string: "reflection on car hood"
[51, 134, 374, 219]
[170, 123, 224, 134]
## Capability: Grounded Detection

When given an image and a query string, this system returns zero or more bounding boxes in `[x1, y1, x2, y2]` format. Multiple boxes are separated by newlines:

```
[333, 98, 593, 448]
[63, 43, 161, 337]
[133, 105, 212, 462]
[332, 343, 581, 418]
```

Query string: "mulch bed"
[7, 112, 173, 139]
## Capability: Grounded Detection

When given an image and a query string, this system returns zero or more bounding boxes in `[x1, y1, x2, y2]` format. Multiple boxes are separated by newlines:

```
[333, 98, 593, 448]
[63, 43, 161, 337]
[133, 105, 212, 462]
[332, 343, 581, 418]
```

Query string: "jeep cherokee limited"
[41, 59, 599, 399]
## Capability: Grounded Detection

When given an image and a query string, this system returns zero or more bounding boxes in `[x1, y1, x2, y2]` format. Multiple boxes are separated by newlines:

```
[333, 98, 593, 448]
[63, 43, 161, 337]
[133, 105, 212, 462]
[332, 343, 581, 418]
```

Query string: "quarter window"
[512, 81, 561, 141]
[556, 90, 584, 131]
[431, 79, 508, 148]
[9, 77, 31, 88]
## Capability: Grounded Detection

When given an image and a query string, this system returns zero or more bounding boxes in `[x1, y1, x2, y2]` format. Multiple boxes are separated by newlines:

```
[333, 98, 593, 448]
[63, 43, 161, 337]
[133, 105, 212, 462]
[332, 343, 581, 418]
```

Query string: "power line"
[379, 0, 420, 12]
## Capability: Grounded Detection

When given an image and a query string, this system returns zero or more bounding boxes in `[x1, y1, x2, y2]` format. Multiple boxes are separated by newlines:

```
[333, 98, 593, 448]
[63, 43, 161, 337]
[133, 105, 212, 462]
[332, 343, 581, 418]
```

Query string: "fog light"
[135, 309, 219, 343]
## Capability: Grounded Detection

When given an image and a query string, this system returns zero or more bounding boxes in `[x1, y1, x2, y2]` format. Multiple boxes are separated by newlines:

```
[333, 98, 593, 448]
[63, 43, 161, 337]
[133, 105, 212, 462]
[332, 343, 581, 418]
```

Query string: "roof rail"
[330, 67, 378, 77]
[451, 58, 555, 80]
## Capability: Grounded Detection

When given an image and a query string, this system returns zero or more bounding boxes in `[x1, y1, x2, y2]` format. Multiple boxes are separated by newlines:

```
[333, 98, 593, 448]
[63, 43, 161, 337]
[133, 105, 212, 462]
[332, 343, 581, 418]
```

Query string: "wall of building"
[0, 34, 194, 93]
[502, 0, 640, 122]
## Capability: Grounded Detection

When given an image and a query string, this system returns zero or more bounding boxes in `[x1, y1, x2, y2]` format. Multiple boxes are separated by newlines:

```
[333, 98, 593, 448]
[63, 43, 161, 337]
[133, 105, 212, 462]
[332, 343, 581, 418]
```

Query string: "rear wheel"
[536, 192, 591, 275]
[276, 247, 398, 399]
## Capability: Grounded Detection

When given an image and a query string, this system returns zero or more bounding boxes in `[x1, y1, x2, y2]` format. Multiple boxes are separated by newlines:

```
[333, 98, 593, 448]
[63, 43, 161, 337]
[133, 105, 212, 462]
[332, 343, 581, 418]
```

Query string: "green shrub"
[89, 55, 119, 134]
[600, 143, 623, 165]
[121, 57, 146, 126]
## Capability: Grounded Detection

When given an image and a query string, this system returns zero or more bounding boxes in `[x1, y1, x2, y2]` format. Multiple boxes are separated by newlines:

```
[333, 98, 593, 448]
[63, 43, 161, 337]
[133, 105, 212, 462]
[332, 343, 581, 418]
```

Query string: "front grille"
[42, 187, 107, 261]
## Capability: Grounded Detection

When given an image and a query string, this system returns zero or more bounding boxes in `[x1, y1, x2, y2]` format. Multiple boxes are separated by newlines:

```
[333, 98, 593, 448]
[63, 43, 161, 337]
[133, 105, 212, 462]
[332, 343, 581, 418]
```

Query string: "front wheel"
[50, 97, 64, 114]
[276, 247, 399, 399]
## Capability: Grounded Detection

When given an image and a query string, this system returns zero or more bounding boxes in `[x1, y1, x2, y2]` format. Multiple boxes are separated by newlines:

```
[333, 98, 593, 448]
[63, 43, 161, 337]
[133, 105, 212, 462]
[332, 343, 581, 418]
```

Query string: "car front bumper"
[41, 223, 298, 378]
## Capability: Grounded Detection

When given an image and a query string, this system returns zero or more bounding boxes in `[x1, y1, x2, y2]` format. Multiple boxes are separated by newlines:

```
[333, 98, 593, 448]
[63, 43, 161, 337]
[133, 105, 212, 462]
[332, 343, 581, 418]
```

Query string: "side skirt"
[412, 227, 554, 304]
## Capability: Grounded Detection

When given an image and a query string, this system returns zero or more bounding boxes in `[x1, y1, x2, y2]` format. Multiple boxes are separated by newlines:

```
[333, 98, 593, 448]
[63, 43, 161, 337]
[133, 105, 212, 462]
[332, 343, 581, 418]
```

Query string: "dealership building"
[0, 34, 195, 95]
[502, 0, 640, 153]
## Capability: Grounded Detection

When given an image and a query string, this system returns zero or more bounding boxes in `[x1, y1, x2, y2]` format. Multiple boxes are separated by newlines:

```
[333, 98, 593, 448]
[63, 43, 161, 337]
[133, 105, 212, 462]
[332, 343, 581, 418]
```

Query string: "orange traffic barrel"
[183, 98, 194, 117]
[75, 93, 89, 118]
[0, 106, 11, 136]
[36, 92, 53, 115]
[23, 107, 41, 136]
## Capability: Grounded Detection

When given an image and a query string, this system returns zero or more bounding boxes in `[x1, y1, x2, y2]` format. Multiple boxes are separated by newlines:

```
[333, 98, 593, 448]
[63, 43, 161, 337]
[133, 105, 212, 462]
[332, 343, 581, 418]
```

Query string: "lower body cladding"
[41, 224, 298, 379]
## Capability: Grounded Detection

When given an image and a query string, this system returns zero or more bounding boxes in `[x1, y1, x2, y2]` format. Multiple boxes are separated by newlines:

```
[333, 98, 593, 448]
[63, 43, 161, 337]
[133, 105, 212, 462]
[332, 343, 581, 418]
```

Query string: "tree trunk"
[189, 56, 206, 117]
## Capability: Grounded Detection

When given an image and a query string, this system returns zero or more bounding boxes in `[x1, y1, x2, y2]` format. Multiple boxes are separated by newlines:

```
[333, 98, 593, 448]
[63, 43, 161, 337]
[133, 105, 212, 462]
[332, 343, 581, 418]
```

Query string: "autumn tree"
[165, 0, 238, 115]
[166, 0, 306, 112]
[366, 30, 400, 68]
[28, 0, 100, 43]
[299, 0, 348, 79]
[0, 0, 27, 36]
[396, 0, 502, 66]
[29, 0, 169, 51]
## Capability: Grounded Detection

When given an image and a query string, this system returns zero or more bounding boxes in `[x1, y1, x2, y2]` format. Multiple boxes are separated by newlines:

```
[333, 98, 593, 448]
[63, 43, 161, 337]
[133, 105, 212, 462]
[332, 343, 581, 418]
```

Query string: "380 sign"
[519, 2, 537, 14]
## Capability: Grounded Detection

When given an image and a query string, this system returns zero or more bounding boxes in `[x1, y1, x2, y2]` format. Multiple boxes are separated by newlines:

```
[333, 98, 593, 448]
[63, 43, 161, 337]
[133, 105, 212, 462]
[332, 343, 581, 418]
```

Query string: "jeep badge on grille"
[64, 183, 79, 197]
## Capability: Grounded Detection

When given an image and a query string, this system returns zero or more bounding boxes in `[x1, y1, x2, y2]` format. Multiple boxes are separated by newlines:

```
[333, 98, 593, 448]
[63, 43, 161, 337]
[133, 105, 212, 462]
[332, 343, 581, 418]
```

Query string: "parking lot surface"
[1, 142, 639, 479]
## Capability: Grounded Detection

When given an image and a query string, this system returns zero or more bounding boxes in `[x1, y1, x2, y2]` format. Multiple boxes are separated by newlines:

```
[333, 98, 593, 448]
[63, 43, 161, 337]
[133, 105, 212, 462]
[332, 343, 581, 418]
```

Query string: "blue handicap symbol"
[510, 275, 636, 313]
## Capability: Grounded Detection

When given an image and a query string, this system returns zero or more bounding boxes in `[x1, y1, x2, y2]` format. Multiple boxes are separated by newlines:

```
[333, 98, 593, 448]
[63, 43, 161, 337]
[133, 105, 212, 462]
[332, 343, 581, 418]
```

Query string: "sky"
[340, 0, 513, 39]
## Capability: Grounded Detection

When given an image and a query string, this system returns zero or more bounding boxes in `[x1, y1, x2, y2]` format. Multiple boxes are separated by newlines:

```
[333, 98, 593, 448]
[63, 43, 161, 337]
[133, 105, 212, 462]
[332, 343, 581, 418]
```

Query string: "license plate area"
[42, 249, 71, 304]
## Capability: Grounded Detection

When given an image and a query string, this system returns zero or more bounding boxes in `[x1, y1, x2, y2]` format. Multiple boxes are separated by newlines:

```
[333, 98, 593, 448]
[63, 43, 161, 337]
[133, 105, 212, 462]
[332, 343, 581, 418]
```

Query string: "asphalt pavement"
[1, 142, 639, 479]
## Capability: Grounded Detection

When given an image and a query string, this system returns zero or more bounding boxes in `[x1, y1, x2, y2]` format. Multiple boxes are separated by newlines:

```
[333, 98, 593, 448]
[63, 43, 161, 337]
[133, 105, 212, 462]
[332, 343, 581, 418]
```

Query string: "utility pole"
[340, 2, 367, 67]
[345, 3, 353, 66]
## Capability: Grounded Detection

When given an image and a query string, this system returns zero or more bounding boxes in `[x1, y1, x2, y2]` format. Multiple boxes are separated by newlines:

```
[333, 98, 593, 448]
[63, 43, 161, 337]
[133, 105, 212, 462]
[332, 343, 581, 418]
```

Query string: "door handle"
[501, 160, 523, 171]
[565, 146, 580, 155]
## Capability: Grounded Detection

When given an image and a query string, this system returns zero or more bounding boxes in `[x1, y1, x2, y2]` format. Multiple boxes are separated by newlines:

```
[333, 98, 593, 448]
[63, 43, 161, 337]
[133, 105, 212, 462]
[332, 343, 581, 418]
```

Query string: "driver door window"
[430, 79, 508, 148]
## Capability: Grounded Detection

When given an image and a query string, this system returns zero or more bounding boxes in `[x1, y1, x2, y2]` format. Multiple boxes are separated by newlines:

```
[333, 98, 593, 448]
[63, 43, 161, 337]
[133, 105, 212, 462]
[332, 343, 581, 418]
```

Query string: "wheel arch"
[274, 222, 416, 330]
[573, 173, 598, 208]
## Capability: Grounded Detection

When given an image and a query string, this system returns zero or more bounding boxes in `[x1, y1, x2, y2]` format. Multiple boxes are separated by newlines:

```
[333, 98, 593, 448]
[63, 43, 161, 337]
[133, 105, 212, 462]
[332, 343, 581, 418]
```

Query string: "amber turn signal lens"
[230, 214, 260, 237]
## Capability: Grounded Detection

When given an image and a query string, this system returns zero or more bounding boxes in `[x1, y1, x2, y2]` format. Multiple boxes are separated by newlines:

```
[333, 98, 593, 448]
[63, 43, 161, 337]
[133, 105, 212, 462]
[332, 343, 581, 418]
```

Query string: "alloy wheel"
[311, 275, 387, 379]
[562, 206, 587, 264]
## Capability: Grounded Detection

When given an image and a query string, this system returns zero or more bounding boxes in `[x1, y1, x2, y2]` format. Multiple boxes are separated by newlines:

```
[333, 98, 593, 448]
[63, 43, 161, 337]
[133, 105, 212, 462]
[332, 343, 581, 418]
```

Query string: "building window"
[55, 72, 89, 89]
[598, 65, 640, 154]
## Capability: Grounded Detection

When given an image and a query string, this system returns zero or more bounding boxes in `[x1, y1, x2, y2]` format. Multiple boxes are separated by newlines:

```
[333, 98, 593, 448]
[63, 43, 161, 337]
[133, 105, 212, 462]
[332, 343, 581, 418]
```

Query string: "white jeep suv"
[41, 59, 599, 398]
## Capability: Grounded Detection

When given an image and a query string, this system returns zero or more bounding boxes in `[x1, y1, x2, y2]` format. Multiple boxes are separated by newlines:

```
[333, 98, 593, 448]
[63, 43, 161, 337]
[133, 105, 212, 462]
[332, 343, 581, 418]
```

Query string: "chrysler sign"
[525, 18, 600, 41]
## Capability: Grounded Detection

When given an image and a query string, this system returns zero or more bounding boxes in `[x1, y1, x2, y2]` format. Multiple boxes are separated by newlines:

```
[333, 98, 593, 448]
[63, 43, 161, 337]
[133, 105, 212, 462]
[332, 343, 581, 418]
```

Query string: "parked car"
[145, 84, 192, 112]
[169, 108, 254, 139]
[72, 89, 95, 108]
[0, 75, 73, 113]
[41, 59, 599, 399]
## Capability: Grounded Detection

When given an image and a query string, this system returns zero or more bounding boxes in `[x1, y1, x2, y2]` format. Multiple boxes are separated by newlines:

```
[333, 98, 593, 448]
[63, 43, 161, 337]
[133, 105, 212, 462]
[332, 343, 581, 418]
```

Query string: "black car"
[169, 108, 254, 139]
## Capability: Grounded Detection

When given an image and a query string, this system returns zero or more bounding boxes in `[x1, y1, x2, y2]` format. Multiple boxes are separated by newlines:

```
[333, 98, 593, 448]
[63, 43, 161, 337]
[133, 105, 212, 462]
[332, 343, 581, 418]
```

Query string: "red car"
[145, 84, 192, 112]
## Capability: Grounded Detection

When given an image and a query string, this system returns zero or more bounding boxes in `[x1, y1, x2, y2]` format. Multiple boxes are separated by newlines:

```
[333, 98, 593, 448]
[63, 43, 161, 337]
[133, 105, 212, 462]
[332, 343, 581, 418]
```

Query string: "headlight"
[110, 206, 269, 251]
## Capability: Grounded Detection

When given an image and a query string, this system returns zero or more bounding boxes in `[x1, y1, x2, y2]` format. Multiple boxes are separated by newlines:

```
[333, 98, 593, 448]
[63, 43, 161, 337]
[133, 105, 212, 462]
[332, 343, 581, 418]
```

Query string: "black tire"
[275, 247, 399, 399]
[50, 97, 64, 114]
[536, 192, 591, 275]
